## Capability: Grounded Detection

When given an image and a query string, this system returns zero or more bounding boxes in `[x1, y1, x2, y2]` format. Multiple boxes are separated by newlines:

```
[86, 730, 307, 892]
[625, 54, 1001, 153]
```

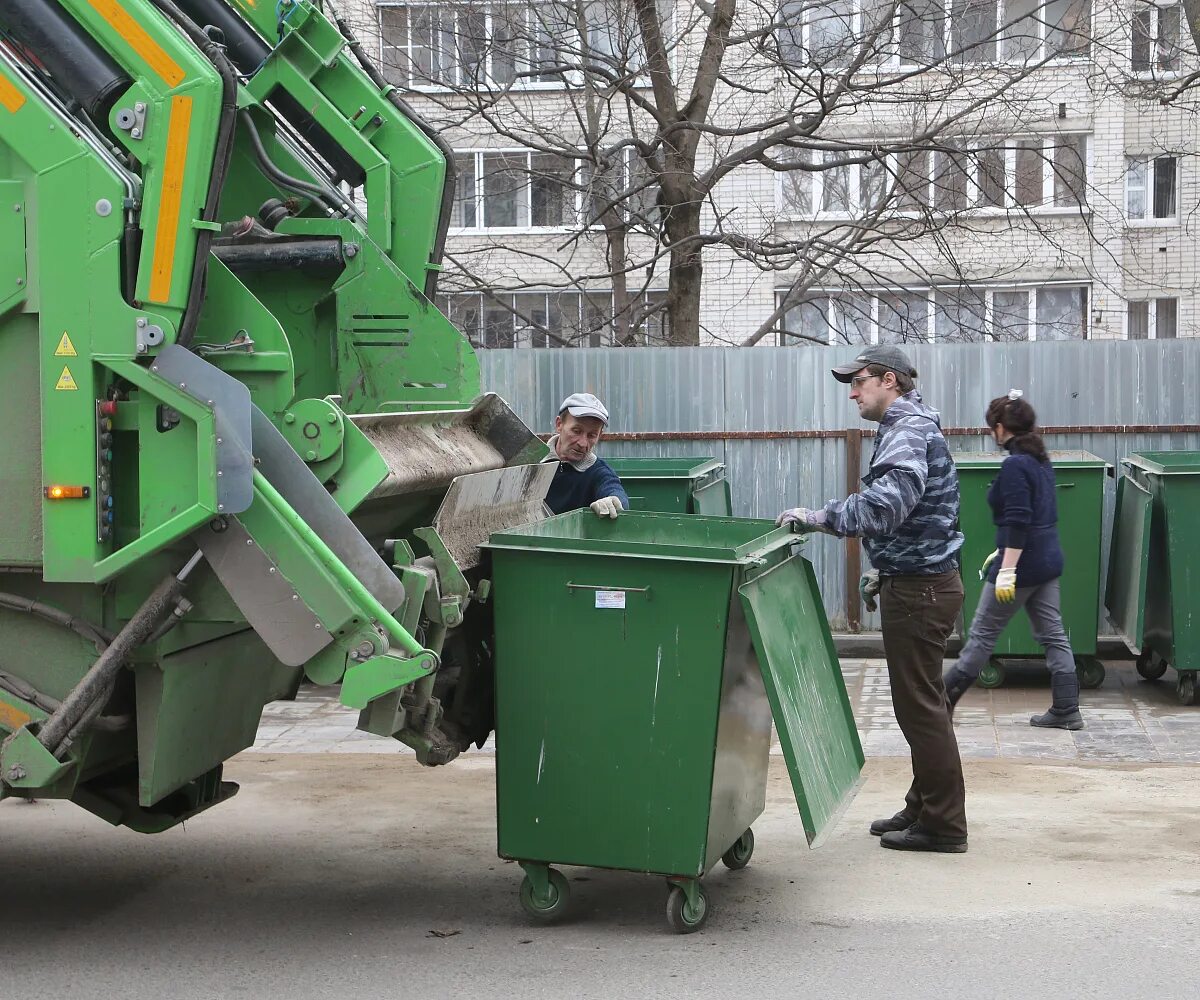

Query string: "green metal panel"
[955, 452, 1107, 658]
[739, 557, 864, 846]
[493, 543, 736, 877]
[1104, 474, 1154, 655]
[135, 630, 277, 806]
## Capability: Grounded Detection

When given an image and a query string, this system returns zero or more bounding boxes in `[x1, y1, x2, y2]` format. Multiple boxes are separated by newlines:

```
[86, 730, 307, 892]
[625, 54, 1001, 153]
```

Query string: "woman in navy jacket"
[942, 392, 1084, 730]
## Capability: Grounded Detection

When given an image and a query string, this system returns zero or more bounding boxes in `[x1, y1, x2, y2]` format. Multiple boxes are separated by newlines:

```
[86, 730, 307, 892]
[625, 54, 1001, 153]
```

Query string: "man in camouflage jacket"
[777, 344, 967, 854]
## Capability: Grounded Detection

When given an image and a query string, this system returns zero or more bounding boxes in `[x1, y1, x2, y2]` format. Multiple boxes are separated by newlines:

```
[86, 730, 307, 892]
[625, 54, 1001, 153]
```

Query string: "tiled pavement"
[251, 658, 1200, 764]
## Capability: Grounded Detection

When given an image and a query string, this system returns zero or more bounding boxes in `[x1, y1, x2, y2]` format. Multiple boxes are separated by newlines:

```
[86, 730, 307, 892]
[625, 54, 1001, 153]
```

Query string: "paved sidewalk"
[251, 658, 1200, 763]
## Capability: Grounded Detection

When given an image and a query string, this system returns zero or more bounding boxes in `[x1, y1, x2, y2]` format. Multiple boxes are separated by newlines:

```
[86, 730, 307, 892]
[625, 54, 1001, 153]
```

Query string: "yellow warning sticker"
[55, 366, 78, 391]
[55, 332, 77, 357]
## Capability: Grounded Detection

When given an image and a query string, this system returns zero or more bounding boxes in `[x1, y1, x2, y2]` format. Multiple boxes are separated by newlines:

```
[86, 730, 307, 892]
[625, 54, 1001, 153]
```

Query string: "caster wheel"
[666, 883, 710, 934]
[721, 829, 755, 871]
[1075, 657, 1105, 690]
[978, 660, 1005, 689]
[519, 868, 570, 922]
[1136, 654, 1167, 681]
[1177, 673, 1198, 707]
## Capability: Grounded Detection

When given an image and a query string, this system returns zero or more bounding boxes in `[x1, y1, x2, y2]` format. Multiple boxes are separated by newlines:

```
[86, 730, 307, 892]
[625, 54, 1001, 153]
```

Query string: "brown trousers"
[879, 570, 967, 838]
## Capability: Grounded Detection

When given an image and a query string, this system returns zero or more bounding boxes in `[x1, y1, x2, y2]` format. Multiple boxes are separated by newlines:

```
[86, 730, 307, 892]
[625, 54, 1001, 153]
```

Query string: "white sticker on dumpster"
[595, 590, 626, 609]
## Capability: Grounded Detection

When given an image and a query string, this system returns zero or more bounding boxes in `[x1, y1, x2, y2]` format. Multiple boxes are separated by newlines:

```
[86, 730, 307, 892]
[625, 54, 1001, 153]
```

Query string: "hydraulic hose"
[148, 0, 239, 349]
[239, 110, 341, 213]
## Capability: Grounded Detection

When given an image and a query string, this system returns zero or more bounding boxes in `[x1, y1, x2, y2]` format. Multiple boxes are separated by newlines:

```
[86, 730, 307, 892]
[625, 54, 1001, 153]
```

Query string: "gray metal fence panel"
[480, 341, 1200, 632]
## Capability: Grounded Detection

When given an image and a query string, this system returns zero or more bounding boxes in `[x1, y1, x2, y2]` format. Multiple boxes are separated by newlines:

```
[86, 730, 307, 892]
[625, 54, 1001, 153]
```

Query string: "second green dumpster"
[953, 451, 1109, 689]
[1105, 451, 1200, 705]
[486, 511, 864, 933]
[605, 457, 732, 515]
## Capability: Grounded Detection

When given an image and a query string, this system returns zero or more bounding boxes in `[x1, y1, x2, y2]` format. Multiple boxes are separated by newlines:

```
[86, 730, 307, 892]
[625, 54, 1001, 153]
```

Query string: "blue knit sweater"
[985, 443, 1064, 588]
[545, 456, 629, 515]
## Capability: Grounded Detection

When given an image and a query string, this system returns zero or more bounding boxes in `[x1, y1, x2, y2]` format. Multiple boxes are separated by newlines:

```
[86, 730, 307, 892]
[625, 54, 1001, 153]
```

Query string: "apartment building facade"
[339, 1, 1200, 346]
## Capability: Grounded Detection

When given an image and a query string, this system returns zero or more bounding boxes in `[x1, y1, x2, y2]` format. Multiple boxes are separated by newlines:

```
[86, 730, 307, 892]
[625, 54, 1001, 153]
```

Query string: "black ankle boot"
[942, 664, 973, 712]
[1030, 672, 1085, 731]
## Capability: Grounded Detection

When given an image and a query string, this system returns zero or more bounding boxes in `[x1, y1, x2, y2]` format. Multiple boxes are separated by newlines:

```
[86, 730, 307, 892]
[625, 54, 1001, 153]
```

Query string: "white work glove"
[775, 507, 835, 534]
[590, 495, 624, 519]
[994, 567, 1017, 604]
[979, 549, 999, 581]
[859, 570, 881, 612]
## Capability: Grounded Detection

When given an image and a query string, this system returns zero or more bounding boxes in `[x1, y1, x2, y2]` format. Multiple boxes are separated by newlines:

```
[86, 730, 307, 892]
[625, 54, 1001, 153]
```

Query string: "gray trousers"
[956, 577, 1077, 681]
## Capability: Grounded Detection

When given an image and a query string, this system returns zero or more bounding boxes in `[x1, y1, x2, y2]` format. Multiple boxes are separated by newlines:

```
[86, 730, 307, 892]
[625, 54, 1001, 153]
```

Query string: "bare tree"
[361, 1, 1181, 346]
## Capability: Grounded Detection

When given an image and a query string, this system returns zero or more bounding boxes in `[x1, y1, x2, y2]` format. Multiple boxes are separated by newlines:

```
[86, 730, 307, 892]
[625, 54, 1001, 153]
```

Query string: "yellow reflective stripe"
[88, 0, 186, 87]
[0, 71, 25, 113]
[148, 95, 193, 304]
[0, 701, 32, 732]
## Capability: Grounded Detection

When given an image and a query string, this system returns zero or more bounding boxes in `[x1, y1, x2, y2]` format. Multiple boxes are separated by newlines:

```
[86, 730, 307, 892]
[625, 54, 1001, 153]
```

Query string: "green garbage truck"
[0, 0, 864, 911]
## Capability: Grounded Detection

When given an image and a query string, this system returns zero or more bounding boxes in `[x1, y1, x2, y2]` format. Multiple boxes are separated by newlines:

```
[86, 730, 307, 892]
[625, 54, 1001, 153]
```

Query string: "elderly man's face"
[555, 413, 604, 462]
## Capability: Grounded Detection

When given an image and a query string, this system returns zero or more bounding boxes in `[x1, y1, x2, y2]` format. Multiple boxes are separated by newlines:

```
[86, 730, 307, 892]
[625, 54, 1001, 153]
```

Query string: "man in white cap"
[544, 392, 629, 517]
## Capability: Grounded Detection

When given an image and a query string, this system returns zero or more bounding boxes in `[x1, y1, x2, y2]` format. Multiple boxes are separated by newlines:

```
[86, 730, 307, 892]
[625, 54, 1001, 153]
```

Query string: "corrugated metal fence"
[480, 341, 1200, 631]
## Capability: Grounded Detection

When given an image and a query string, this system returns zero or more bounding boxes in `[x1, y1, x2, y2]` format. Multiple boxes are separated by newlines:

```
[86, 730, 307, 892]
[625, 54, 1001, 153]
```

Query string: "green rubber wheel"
[666, 883, 710, 934]
[1136, 654, 1167, 681]
[519, 868, 570, 922]
[1075, 657, 1105, 690]
[977, 660, 1005, 689]
[721, 829, 755, 871]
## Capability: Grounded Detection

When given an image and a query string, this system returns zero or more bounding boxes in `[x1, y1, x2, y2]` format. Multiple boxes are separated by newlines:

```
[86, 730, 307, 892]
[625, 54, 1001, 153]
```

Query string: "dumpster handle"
[566, 583, 651, 594]
[1055, 483, 1076, 489]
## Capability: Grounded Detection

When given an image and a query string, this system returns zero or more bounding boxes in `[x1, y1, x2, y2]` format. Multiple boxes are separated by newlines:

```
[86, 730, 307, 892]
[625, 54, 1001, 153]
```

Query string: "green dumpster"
[1105, 451, 1200, 706]
[485, 511, 864, 933]
[954, 451, 1109, 689]
[605, 457, 732, 515]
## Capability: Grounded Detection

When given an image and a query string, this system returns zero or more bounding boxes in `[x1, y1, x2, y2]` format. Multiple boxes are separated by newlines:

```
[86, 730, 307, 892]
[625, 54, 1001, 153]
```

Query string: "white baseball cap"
[558, 392, 609, 425]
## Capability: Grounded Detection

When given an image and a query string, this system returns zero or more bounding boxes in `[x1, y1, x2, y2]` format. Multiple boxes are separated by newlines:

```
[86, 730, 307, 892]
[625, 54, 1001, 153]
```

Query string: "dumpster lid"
[953, 450, 1108, 469]
[604, 457, 725, 479]
[1124, 450, 1200, 475]
[1104, 473, 1154, 655]
[739, 556, 865, 847]
[485, 511, 797, 565]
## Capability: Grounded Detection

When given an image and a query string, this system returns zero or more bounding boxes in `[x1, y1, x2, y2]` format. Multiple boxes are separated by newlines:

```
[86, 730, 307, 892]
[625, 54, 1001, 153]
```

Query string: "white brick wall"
[339, 0, 1200, 343]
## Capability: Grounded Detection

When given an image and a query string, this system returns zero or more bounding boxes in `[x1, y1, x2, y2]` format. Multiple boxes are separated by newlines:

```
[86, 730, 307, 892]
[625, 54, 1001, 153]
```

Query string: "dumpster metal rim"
[1121, 452, 1200, 475]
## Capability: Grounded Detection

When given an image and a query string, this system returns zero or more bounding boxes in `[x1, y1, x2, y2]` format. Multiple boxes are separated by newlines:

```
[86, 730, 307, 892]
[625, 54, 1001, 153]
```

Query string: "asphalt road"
[3, 754, 1198, 1000]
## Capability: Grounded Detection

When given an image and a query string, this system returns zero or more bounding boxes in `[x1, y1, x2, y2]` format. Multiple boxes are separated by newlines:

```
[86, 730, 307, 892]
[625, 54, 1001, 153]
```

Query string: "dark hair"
[866, 363, 915, 394]
[985, 395, 1048, 462]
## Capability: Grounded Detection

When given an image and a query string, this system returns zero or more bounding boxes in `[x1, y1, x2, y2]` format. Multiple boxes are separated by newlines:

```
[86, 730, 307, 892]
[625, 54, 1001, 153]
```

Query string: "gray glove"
[774, 507, 835, 534]
[859, 570, 881, 612]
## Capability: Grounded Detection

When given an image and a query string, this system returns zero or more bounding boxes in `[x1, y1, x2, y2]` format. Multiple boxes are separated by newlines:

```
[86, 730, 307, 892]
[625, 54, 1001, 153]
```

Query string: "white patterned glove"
[775, 507, 834, 534]
[979, 549, 999, 581]
[994, 567, 1017, 603]
[590, 495, 624, 519]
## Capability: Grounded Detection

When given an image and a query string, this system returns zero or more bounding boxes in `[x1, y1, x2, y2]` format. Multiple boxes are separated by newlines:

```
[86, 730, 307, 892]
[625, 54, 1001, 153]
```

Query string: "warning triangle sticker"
[54, 332, 77, 357]
[55, 366, 78, 391]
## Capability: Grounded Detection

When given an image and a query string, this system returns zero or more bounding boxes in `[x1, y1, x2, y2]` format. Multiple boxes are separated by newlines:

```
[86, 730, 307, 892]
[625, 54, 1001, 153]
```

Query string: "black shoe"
[879, 822, 968, 853]
[869, 811, 917, 837]
[1030, 708, 1084, 731]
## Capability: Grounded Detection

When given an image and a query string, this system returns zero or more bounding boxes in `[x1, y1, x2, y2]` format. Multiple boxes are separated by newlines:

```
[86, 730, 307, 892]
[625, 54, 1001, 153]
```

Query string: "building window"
[451, 150, 582, 230]
[1126, 298, 1178, 338]
[1132, 2, 1182, 73]
[776, 283, 1090, 343]
[439, 289, 668, 347]
[776, 135, 1089, 218]
[378, 2, 669, 89]
[776, 1, 1091, 68]
[1125, 155, 1178, 222]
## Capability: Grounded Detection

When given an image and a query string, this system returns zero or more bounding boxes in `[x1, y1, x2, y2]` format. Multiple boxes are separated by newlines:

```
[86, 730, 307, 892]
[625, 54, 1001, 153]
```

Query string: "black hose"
[0, 591, 113, 652]
[239, 110, 340, 212]
[334, 13, 455, 301]
[0, 670, 129, 734]
[148, 0, 239, 349]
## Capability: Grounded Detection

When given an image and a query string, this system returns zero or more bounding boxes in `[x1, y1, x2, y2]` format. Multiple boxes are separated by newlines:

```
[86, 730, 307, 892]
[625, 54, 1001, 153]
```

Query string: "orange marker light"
[44, 485, 90, 500]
